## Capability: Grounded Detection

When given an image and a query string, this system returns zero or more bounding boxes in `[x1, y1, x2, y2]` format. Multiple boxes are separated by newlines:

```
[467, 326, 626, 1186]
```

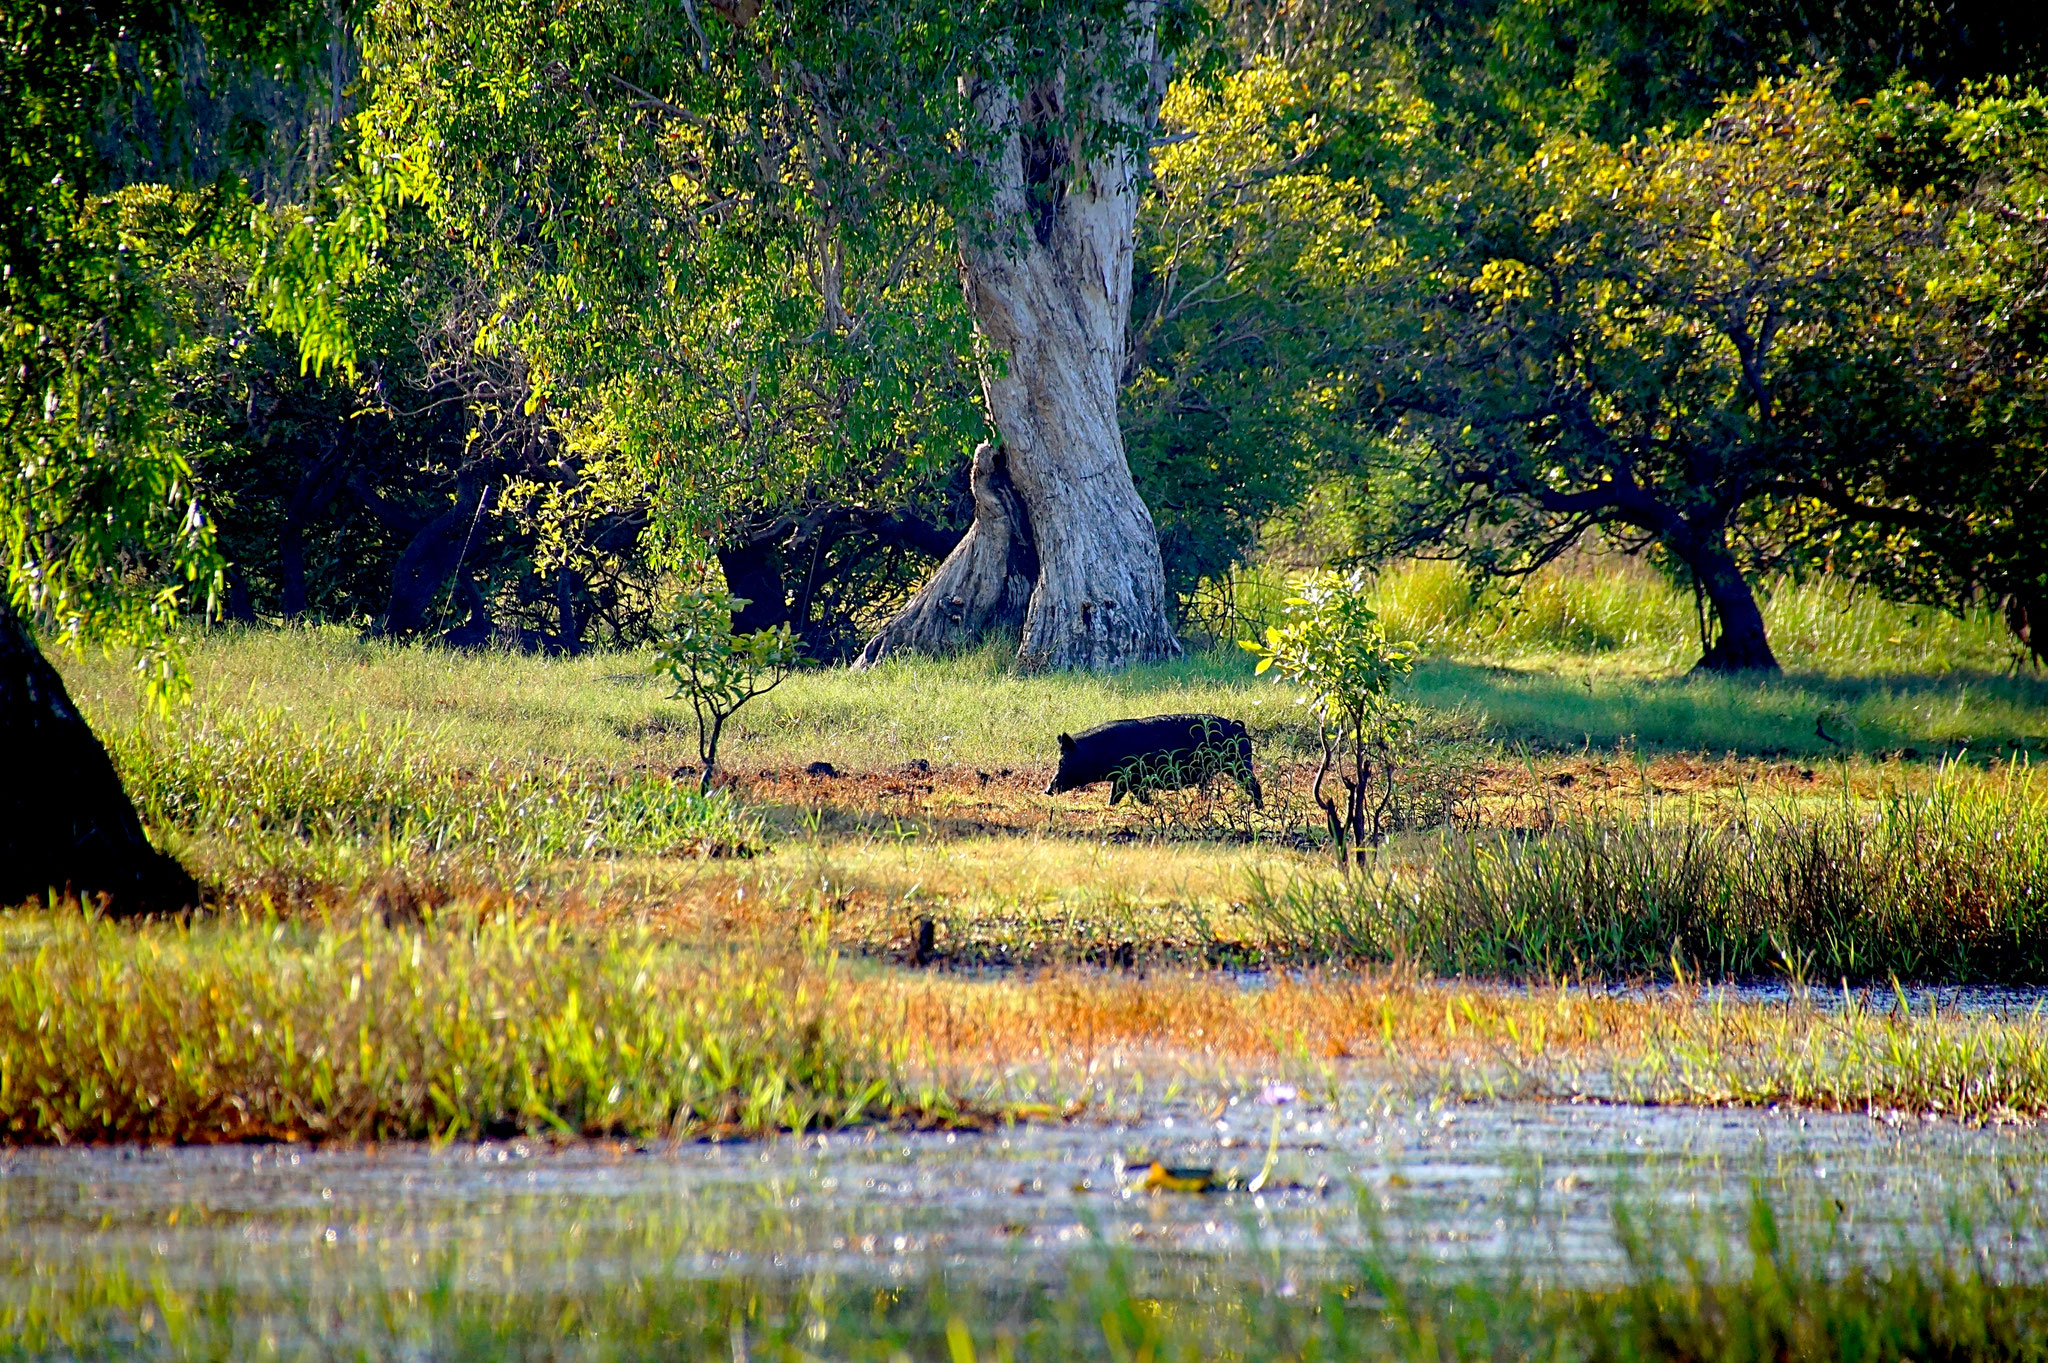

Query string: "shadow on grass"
[1415, 661, 2048, 759]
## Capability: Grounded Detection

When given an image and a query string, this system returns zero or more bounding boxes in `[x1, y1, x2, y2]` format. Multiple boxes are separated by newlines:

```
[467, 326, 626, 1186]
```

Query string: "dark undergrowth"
[1249, 770, 2048, 983]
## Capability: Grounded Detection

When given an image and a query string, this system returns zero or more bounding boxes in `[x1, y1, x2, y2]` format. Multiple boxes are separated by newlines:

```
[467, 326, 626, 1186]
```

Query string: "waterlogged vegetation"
[1250, 774, 2048, 982]
[11, 1195, 2048, 1361]
[0, 912, 942, 1145]
[13, 565, 2048, 1358]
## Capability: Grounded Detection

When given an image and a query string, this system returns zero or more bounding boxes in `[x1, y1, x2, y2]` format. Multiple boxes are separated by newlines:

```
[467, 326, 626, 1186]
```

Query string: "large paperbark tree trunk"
[859, 6, 1179, 672]
[0, 600, 196, 913]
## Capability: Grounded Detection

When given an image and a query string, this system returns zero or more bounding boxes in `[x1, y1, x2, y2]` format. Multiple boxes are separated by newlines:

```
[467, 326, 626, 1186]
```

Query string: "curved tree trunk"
[859, 3, 1179, 672]
[378, 476, 492, 637]
[1685, 537, 1781, 674]
[0, 600, 195, 914]
[856, 442, 1037, 663]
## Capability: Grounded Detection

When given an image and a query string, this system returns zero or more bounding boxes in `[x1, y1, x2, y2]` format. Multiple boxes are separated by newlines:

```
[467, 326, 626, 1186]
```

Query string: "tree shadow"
[1413, 661, 2048, 760]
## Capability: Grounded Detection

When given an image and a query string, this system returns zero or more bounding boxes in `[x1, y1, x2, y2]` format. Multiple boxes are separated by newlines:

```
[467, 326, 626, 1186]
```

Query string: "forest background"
[10, 0, 2048, 885]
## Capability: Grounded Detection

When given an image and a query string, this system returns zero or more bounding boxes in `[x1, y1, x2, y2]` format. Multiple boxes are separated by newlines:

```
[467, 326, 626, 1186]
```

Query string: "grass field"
[10, 563, 2040, 1142]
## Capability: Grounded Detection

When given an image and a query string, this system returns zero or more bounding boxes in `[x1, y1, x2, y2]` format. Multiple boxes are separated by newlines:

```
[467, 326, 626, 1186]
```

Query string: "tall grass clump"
[1249, 770, 2048, 982]
[112, 707, 756, 858]
[1636, 994, 2048, 1121]
[0, 910, 932, 1144]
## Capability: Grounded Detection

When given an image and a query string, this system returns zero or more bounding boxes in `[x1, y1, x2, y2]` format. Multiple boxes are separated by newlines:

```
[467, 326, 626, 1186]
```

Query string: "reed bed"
[0, 910, 933, 1144]
[1247, 771, 2048, 983]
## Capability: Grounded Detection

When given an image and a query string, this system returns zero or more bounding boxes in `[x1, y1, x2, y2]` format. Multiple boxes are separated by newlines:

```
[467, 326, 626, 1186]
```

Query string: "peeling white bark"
[860, 2, 1179, 672]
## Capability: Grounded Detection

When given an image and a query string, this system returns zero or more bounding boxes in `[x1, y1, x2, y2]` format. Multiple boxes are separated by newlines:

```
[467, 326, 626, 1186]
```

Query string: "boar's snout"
[1046, 731, 1079, 795]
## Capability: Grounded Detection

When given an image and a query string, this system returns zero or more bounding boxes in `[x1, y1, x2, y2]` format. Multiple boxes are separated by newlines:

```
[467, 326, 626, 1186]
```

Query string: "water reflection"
[4, 1098, 2044, 1305]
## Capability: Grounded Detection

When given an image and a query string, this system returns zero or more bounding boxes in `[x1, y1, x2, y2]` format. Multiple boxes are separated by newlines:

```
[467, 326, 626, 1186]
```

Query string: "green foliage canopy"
[340, 0, 1207, 578]
[1, 0, 347, 693]
[1354, 75, 1947, 668]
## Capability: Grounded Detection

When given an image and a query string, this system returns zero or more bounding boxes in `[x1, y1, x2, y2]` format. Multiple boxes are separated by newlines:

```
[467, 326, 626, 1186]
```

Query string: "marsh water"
[7, 1093, 2047, 1317]
[8, 980, 2048, 1348]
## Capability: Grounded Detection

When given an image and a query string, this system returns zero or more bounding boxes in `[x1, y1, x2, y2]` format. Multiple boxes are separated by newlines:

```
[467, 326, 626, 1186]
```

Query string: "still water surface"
[5, 1097, 2045, 1304]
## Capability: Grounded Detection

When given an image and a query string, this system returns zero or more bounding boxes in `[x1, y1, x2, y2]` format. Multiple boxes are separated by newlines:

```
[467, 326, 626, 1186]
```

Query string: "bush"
[1243, 568, 1419, 870]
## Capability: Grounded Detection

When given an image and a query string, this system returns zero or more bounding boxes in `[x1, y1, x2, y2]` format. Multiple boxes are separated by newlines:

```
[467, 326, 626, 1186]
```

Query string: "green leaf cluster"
[1242, 567, 1416, 868]
[655, 565, 799, 792]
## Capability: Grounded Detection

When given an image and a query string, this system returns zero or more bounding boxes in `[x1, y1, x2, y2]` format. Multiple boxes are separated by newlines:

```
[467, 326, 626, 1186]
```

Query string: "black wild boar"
[1046, 714, 1263, 808]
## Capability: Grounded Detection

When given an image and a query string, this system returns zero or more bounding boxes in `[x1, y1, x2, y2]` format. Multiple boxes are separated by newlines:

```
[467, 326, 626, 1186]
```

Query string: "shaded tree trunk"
[2006, 588, 2045, 668]
[367, 476, 492, 637]
[856, 442, 1038, 663]
[0, 600, 195, 914]
[278, 513, 308, 619]
[716, 540, 792, 635]
[222, 565, 257, 624]
[860, 6, 1179, 672]
[280, 441, 351, 620]
[553, 567, 586, 655]
[439, 572, 496, 648]
[1682, 535, 1781, 674]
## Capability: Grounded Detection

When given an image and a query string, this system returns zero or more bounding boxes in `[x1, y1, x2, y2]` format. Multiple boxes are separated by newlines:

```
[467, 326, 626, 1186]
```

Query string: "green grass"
[9, 1190, 2048, 1360]
[1357, 557, 2023, 678]
[112, 704, 756, 859]
[1209, 558, 2046, 756]
[1248, 768, 2048, 983]
[57, 611, 2048, 787]
[0, 909, 943, 1144]
[1409, 662, 2048, 758]
[1634, 992, 2048, 1121]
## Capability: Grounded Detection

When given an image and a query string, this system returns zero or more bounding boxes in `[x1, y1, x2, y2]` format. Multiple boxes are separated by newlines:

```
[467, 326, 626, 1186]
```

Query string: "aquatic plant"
[6, 1187, 2048, 1360]
[0, 910, 941, 1144]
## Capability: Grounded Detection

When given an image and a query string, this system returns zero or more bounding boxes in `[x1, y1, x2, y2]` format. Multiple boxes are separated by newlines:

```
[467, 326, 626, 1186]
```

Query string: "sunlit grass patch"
[858, 964, 2048, 1121]
[59, 605, 2048, 792]
[1362, 557, 2024, 677]
[729, 640, 1296, 770]
[110, 704, 758, 861]
[0, 910, 944, 1145]
[1411, 661, 2048, 758]
[1636, 993, 2048, 1123]
[2, 902, 2042, 1152]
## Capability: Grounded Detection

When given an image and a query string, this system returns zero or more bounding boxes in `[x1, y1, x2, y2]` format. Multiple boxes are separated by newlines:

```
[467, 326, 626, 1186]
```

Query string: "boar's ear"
[1058, 732, 1075, 754]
